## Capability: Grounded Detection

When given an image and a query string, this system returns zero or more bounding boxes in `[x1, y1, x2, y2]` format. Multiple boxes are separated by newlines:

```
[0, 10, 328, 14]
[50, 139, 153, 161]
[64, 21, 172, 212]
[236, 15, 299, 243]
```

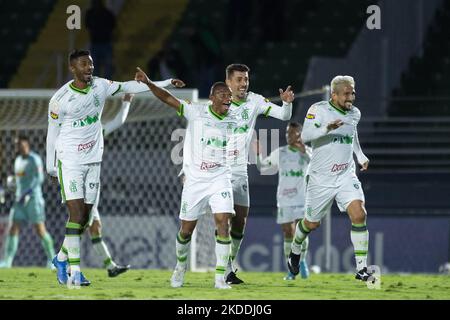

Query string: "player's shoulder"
[29, 152, 43, 164]
[350, 105, 361, 116]
[247, 91, 269, 103]
[306, 100, 328, 118]
[50, 80, 72, 101]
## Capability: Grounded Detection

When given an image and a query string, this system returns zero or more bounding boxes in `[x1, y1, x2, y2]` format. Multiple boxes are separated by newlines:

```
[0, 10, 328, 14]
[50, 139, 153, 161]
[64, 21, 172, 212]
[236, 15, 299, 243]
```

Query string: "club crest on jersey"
[241, 108, 249, 120]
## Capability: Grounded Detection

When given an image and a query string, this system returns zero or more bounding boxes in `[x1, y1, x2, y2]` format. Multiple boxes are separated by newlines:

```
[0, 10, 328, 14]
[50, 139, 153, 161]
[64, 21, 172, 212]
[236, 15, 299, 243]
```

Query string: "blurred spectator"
[147, 44, 187, 82]
[85, 0, 116, 79]
[190, 17, 222, 97]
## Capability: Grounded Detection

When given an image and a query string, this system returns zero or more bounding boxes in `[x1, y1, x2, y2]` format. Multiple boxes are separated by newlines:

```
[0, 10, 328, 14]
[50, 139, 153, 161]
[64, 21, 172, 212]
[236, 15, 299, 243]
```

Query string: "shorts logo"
[89, 182, 99, 190]
[69, 180, 77, 193]
[221, 191, 231, 199]
[181, 201, 188, 214]
[306, 113, 315, 119]
[354, 183, 360, 189]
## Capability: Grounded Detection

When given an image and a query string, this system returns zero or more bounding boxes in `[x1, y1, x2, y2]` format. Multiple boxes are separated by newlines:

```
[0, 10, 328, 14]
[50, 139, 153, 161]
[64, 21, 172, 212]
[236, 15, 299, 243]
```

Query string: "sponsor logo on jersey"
[332, 135, 353, 144]
[201, 137, 227, 148]
[331, 162, 349, 173]
[93, 94, 100, 108]
[72, 112, 99, 128]
[233, 124, 249, 134]
[282, 187, 298, 197]
[306, 113, 315, 119]
[50, 112, 59, 119]
[78, 140, 96, 152]
[200, 161, 220, 171]
[281, 169, 304, 177]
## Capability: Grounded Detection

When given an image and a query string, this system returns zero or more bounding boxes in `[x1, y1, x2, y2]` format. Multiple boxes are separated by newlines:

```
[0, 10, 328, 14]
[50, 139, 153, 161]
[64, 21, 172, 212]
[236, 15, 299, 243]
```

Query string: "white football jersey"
[179, 100, 239, 183]
[228, 91, 292, 178]
[258, 145, 310, 207]
[47, 77, 149, 169]
[301, 100, 368, 186]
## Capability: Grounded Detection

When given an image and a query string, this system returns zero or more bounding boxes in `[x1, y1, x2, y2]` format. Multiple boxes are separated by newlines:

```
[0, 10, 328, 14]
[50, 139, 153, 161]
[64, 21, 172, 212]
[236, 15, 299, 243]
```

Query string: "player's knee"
[304, 220, 320, 231]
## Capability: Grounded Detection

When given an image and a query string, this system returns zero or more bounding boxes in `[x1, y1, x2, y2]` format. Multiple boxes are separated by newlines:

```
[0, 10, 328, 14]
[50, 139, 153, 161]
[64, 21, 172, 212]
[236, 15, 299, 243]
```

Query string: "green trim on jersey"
[69, 82, 91, 94]
[111, 84, 122, 96]
[263, 106, 272, 117]
[177, 103, 184, 117]
[208, 105, 226, 120]
[328, 100, 347, 115]
[231, 99, 246, 107]
[58, 160, 66, 202]
[288, 145, 300, 152]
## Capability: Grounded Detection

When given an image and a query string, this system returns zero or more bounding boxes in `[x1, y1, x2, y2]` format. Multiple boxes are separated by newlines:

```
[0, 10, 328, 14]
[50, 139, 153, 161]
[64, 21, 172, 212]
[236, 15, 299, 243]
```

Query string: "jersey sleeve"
[46, 97, 62, 176]
[103, 101, 131, 137]
[301, 104, 328, 143]
[257, 148, 280, 175]
[256, 95, 292, 120]
[176, 100, 197, 121]
[353, 128, 369, 165]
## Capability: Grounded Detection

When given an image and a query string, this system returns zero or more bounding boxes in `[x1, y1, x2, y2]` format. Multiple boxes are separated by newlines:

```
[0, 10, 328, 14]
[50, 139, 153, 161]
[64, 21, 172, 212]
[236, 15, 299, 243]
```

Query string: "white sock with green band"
[175, 231, 191, 268]
[215, 236, 231, 283]
[351, 223, 369, 271]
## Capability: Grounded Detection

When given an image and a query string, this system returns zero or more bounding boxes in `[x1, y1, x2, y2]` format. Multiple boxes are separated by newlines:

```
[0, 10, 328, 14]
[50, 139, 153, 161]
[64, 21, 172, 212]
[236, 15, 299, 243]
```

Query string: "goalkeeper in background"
[0, 135, 55, 269]
[255, 122, 311, 281]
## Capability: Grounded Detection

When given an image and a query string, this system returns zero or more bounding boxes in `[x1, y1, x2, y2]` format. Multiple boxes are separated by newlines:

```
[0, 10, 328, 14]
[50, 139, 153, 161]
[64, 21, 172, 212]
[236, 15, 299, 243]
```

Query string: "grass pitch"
[0, 268, 449, 300]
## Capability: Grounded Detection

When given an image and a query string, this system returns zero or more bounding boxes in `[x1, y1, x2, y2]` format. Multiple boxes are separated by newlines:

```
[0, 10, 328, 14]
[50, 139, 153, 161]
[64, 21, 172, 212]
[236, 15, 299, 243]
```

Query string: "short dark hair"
[226, 63, 250, 79]
[69, 49, 90, 63]
[210, 82, 230, 96]
[287, 121, 301, 128]
[16, 134, 29, 143]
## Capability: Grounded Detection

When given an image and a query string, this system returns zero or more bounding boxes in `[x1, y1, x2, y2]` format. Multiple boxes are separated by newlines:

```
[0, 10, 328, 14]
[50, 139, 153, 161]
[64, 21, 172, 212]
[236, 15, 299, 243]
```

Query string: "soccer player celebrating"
[0, 135, 55, 269]
[46, 49, 181, 288]
[255, 122, 311, 280]
[224, 63, 294, 284]
[287, 75, 372, 281]
[135, 67, 238, 289]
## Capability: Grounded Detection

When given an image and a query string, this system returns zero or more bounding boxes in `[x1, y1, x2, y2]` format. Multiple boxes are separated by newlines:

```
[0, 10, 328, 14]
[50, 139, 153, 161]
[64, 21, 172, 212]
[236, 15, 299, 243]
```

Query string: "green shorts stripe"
[58, 160, 66, 202]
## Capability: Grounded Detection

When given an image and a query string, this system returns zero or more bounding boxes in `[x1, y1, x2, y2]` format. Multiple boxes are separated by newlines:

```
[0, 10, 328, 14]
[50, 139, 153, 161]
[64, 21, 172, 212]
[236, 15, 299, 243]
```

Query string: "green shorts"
[9, 196, 46, 224]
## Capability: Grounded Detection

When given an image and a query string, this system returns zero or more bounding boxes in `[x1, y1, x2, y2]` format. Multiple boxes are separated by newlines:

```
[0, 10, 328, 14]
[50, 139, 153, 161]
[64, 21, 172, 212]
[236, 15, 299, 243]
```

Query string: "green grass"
[0, 268, 449, 300]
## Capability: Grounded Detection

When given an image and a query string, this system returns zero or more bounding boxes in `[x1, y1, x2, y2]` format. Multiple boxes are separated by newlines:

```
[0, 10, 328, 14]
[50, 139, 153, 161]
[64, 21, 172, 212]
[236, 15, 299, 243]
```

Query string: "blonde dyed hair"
[330, 75, 355, 94]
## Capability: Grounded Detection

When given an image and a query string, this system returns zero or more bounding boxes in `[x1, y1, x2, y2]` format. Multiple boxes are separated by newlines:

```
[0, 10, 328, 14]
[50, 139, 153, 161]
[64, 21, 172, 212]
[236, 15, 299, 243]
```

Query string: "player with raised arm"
[224, 63, 294, 284]
[87, 86, 184, 277]
[135, 67, 238, 289]
[287, 76, 372, 282]
[46, 49, 180, 288]
[0, 135, 55, 269]
[255, 122, 311, 280]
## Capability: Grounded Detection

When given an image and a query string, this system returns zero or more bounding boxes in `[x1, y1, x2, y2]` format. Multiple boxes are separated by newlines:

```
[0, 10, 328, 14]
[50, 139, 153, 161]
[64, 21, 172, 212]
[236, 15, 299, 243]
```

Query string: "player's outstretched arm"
[254, 140, 279, 175]
[353, 129, 369, 171]
[262, 86, 294, 120]
[103, 94, 134, 137]
[134, 67, 182, 112]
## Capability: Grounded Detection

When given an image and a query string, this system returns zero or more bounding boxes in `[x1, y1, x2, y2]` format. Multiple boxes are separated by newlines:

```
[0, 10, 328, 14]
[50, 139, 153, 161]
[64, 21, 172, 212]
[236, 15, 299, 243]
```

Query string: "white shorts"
[179, 179, 235, 221]
[57, 160, 101, 204]
[88, 187, 101, 226]
[277, 205, 305, 224]
[304, 173, 365, 223]
[231, 176, 249, 207]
